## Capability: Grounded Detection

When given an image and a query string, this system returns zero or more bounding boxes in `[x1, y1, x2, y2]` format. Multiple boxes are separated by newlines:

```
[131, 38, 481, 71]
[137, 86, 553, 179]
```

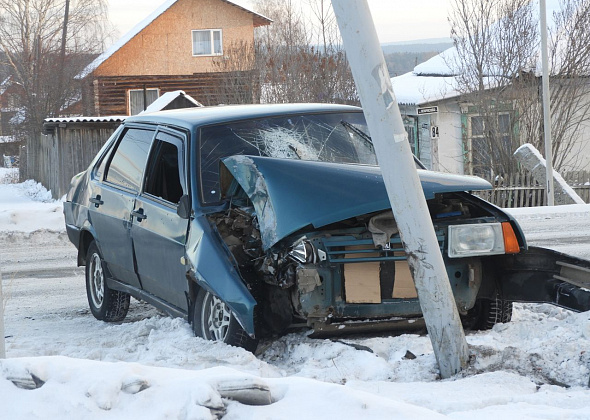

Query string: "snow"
[391, 72, 460, 105]
[393, 0, 576, 106]
[1, 172, 589, 418]
[140, 90, 203, 114]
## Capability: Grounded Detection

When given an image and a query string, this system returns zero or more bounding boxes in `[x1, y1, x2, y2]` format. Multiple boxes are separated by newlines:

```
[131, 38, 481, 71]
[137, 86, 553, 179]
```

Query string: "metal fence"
[474, 170, 590, 208]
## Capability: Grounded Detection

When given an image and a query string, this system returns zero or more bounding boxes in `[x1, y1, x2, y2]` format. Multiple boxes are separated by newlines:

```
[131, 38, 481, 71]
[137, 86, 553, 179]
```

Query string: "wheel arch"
[78, 229, 97, 266]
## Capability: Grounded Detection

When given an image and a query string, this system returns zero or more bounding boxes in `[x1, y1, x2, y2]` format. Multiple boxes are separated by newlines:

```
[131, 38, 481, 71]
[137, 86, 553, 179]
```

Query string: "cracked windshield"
[199, 112, 377, 202]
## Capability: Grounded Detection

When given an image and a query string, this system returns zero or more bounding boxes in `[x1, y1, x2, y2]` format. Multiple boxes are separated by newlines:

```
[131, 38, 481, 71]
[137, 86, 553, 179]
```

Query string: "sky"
[106, 0, 453, 45]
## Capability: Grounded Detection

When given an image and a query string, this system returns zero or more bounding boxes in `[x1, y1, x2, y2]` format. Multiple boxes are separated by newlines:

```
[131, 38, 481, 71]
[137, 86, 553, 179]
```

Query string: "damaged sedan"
[64, 103, 527, 351]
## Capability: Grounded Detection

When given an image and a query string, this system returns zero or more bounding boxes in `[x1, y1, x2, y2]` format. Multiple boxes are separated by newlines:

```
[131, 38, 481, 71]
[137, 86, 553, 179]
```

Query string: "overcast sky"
[106, 0, 452, 45]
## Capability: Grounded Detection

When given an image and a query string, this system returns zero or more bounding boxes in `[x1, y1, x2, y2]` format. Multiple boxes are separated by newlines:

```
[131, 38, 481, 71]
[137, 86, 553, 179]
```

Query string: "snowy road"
[1, 178, 589, 419]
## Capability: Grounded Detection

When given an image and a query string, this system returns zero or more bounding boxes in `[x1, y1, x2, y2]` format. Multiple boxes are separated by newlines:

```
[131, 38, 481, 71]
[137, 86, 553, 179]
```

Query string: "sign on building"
[417, 106, 438, 115]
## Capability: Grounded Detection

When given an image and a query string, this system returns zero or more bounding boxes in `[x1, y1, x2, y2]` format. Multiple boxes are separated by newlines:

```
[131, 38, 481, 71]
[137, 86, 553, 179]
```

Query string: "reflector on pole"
[331, 0, 469, 378]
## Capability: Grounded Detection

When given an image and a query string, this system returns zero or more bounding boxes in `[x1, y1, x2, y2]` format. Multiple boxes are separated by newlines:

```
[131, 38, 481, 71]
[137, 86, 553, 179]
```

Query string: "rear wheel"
[462, 296, 512, 330]
[85, 241, 130, 322]
[192, 288, 258, 352]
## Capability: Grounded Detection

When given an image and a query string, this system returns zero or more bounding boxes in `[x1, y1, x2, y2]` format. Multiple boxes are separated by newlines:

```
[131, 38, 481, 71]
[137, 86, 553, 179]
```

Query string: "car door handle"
[89, 195, 104, 208]
[131, 209, 147, 222]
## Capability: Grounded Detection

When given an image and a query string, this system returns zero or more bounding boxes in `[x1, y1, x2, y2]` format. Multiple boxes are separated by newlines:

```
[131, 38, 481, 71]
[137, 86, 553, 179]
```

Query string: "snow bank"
[0, 173, 64, 233]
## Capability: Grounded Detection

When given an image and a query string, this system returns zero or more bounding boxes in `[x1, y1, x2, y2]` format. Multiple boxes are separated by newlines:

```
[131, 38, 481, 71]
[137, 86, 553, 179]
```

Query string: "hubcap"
[202, 293, 231, 341]
[89, 252, 105, 308]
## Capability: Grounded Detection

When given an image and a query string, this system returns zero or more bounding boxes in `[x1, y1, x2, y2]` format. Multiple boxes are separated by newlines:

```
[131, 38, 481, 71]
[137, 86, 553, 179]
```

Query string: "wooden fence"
[474, 170, 590, 208]
[31, 120, 123, 199]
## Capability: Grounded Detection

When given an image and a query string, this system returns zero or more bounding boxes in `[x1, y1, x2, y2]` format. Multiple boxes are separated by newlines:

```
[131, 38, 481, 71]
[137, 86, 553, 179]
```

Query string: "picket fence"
[474, 170, 590, 208]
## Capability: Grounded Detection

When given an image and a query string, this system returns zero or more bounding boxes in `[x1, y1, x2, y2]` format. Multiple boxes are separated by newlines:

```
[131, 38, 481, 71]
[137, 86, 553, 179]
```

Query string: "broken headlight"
[289, 240, 326, 264]
[448, 223, 505, 258]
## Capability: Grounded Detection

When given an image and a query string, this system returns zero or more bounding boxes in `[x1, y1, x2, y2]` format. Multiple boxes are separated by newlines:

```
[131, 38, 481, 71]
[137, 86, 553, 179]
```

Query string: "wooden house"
[76, 0, 271, 116]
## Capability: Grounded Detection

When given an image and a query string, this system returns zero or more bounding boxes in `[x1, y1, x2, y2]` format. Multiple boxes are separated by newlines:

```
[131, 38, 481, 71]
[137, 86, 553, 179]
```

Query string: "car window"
[143, 132, 185, 205]
[105, 128, 154, 192]
[199, 112, 376, 203]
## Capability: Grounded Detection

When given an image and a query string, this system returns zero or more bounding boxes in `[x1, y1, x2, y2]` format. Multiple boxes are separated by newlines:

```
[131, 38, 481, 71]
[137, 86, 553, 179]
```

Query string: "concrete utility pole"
[332, 0, 469, 378]
[540, 0, 555, 206]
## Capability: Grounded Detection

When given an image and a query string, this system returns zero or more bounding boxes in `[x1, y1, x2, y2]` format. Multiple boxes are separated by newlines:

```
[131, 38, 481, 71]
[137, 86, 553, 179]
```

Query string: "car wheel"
[192, 288, 258, 352]
[85, 240, 130, 322]
[462, 296, 512, 331]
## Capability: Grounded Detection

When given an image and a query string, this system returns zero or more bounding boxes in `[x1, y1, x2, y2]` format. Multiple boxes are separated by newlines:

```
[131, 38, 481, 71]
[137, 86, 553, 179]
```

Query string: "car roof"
[124, 103, 362, 130]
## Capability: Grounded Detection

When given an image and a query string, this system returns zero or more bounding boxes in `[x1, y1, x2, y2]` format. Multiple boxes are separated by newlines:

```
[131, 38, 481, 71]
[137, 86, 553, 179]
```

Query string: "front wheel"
[85, 241, 130, 322]
[462, 296, 513, 330]
[192, 288, 258, 352]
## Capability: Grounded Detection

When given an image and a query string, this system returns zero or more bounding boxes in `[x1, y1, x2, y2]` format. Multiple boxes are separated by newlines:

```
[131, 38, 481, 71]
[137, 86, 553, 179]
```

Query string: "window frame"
[141, 128, 187, 208]
[191, 29, 223, 57]
[128, 88, 160, 116]
[467, 112, 513, 175]
[102, 126, 156, 194]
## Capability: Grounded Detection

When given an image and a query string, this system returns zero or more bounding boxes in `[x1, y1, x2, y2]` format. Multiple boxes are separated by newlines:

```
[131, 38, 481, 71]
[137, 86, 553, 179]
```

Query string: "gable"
[78, 0, 270, 78]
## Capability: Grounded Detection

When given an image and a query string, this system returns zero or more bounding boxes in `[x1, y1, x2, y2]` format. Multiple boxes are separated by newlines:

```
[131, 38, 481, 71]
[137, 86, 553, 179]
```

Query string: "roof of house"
[391, 0, 568, 106]
[76, 0, 271, 79]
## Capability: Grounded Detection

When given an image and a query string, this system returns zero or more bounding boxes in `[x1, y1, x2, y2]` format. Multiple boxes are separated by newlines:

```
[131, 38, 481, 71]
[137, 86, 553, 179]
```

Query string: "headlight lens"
[448, 223, 505, 258]
[289, 240, 316, 263]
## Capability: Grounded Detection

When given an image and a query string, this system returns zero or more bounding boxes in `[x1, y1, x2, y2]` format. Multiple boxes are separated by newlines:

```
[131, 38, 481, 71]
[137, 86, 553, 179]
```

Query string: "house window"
[468, 113, 512, 176]
[128, 88, 159, 116]
[192, 29, 222, 56]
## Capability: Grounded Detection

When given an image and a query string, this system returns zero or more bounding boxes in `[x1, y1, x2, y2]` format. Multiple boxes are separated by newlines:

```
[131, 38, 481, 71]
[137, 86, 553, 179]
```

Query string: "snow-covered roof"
[414, 0, 569, 79]
[140, 90, 203, 114]
[391, 72, 461, 106]
[0, 76, 12, 95]
[76, 0, 271, 79]
[0, 135, 17, 143]
[44, 116, 128, 125]
[393, 0, 571, 105]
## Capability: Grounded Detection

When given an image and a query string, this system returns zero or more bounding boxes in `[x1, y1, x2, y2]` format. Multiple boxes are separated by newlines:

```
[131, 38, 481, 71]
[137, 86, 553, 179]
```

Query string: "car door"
[130, 129, 190, 310]
[88, 126, 155, 288]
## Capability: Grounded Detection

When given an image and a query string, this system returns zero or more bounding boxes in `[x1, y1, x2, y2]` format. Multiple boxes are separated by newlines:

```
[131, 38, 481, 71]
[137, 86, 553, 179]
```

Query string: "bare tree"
[0, 0, 111, 179]
[252, 0, 357, 105]
[449, 0, 590, 176]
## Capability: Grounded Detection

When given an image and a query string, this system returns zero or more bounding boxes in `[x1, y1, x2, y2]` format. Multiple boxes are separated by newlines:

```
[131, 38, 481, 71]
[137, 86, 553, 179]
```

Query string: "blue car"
[64, 103, 527, 351]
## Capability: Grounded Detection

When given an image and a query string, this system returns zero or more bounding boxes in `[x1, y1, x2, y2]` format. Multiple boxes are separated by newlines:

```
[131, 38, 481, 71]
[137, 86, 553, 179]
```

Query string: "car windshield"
[199, 111, 378, 203]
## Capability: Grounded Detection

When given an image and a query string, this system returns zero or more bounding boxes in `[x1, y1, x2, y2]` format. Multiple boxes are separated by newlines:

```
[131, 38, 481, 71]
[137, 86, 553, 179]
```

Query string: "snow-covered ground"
[0, 171, 589, 419]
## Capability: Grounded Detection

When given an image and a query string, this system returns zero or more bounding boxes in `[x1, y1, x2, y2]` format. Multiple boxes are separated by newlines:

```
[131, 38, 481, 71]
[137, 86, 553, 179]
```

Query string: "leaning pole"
[331, 0, 469, 378]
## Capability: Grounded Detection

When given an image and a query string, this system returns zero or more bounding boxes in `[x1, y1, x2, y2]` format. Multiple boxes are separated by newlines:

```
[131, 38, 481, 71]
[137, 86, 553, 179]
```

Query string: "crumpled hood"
[221, 156, 491, 250]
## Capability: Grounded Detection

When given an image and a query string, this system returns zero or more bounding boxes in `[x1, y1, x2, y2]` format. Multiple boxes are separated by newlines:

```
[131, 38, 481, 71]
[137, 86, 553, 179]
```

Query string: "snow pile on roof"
[140, 90, 203, 114]
[413, 47, 458, 77]
[44, 116, 127, 125]
[0, 136, 17, 143]
[76, 0, 271, 79]
[391, 72, 460, 105]
[393, 0, 574, 105]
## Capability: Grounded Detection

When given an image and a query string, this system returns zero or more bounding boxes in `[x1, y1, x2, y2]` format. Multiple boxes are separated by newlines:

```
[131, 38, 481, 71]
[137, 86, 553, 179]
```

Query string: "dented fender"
[185, 216, 257, 335]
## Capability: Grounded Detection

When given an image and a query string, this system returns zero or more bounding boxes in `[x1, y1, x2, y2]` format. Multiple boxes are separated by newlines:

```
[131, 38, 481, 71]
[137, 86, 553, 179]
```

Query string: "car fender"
[185, 216, 257, 336]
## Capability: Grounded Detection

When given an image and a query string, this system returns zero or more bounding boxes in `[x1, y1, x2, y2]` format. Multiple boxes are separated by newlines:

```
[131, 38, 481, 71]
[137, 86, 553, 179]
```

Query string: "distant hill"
[382, 38, 453, 55]
[381, 38, 453, 77]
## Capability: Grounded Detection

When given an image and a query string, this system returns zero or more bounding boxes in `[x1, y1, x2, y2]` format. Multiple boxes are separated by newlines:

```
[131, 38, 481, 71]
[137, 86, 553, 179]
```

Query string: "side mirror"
[177, 194, 191, 219]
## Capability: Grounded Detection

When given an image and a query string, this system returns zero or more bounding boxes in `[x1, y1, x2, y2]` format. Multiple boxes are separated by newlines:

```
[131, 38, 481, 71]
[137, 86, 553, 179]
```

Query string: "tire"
[462, 296, 512, 331]
[192, 288, 258, 352]
[85, 240, 130, 322]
